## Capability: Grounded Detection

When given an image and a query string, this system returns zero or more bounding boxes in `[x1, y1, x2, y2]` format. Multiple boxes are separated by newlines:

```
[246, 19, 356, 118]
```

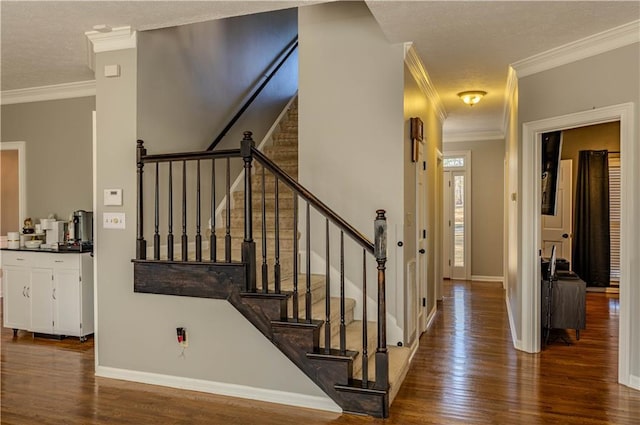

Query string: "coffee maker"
[71, 210, 93, 250]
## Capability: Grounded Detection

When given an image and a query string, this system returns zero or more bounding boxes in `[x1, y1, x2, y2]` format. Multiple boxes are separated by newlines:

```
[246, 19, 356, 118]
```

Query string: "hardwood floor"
[2, 280, 639, 424]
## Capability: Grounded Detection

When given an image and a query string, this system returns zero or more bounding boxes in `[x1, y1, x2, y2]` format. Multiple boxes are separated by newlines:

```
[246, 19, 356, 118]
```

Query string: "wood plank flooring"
[2, 280, 639, 424]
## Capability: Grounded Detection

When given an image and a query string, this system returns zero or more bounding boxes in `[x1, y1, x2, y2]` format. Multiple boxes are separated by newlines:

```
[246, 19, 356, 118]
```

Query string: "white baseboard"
[630, 374, 640, 391]
[425, 304, 438, 330]
[505, 295, 522, 351]
[95, 366, 341, 413]
[471, 275, 504, 283]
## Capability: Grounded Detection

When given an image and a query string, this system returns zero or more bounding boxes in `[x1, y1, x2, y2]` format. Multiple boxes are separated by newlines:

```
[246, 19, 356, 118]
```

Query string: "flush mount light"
[458, 90, 487, 106]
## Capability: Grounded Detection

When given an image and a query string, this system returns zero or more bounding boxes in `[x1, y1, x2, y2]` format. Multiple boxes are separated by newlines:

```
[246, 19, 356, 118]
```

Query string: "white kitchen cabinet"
[1, 250, 94, 341]
[2, 266, 31, 331]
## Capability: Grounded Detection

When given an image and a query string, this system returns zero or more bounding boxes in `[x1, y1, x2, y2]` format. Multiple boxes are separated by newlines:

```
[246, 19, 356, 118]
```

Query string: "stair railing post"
[241, 131, 257, 292]
[136, 140, 147, 260]
[374, 209, 388, 391]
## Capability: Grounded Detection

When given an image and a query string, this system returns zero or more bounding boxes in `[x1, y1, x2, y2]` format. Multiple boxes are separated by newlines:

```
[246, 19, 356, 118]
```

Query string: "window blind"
[609, 153, 620, 281]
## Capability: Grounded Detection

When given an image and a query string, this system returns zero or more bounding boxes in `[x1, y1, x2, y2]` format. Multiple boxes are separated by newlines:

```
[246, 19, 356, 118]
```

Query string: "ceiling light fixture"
[458, 90, 487, 106]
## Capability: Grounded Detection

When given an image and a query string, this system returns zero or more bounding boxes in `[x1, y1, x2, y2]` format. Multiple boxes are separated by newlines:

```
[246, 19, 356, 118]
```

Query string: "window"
[444, 157, 464, 168]
[609, 153, 620, 281]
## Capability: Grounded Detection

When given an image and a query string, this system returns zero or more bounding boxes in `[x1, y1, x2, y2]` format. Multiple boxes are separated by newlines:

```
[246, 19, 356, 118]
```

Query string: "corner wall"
[94, 28, 335, 411]
[517, 43, 639, 378]
[444, 139, 504, 279]
[298, 2, 406, 344]
[1, 97, 95, 221]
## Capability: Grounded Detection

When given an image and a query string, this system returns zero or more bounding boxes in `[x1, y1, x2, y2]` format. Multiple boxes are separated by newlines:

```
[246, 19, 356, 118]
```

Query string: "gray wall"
[94, 16, 332, 406]
[137, 9, 298, 153]
[518, 43, 639, 377]
[1, 97, 94, 222]
[298, 1, 407, 344]
[404, 64, 444, 343]
[444, 139, 505, 278]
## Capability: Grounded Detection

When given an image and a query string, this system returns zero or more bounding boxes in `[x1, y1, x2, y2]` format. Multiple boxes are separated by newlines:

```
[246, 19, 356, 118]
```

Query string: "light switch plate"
[103, 212, 126, 229]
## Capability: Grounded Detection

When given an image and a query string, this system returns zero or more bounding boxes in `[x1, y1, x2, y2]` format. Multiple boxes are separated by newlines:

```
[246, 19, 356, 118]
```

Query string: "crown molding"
[502, 66, 518, 132]
[404, 42, 447, 123]
[1, 80, 96, 105]
[85, 26, 137, 70]
[443, 130, 505, 144]
[512, 19, 640, 78]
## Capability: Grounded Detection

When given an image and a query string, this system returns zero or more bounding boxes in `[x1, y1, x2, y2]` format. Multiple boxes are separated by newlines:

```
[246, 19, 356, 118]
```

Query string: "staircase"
[133, 97, 411, 417]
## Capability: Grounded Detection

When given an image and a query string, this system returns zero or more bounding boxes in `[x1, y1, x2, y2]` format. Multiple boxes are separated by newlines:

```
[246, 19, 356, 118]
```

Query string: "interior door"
[541, 159, 572, 262]
[417, 142, 428, 332]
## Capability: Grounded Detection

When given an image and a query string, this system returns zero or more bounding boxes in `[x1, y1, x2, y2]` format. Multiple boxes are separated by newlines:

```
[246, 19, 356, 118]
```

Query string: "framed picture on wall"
[410, 117, 423, 162]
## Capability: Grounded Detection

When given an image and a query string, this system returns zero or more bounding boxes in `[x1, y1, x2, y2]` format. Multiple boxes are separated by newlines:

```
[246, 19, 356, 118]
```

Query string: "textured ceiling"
[366, 1, 640, 136]
[1, 1, 639, 138]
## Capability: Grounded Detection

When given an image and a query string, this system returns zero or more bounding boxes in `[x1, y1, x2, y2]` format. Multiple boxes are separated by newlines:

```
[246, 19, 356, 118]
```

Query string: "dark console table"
[541, 277, 586, 342]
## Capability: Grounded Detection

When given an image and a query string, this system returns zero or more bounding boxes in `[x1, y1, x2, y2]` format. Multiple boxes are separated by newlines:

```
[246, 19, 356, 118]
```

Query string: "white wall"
[298, 2, 406, 344]
[94, 32, 335, 411]
[517, 44, 639, 377]
[444, 139, 504, 279]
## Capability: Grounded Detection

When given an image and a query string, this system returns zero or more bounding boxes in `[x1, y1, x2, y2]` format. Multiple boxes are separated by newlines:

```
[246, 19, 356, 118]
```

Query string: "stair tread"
[353, 345, 412, 404]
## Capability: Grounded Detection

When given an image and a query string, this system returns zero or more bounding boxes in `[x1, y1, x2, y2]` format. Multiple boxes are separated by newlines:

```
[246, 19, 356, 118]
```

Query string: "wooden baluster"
[168, 161, 174, 261]
[195, 160, 202, 262]
[305, 202, 311, 323]
[225, 157, 231, 262]
[324, 218, 331, 354]
[274, 178, 281, 294]
[153, 162, 160, 260]
[261, 166, 268, 292]
[241, 132, 256, 292]
[362, 249, 369, 387]
[293, 195, 299, 320]
[210, 159, 216, 262]
[136, 140, 146, 260]
[181, 160, 188, 261]
[340, 231, 346, 354]
[374, 209, 389, 391]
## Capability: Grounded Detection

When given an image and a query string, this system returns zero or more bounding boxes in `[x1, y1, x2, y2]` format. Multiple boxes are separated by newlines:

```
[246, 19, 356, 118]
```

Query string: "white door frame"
[0, 141, 27, 229]
[521, 103, 635, 389]
[416, 139, 427, 333]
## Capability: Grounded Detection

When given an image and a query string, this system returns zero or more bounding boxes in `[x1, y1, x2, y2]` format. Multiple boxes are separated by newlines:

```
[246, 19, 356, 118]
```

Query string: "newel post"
[241, 131, 256, 292]
[136, 140, 147, 260]
[374, 209, 389, 391]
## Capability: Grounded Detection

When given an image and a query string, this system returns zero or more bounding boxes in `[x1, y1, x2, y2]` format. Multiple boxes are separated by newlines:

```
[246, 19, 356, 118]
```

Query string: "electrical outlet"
[176, 327, 188, 348]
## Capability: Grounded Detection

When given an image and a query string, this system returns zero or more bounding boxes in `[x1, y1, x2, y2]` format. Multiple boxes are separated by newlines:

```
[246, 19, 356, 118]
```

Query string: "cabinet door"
[54, 269, 81, 336]
[2, 266, 31, 330]
[30, 268, 54, 333]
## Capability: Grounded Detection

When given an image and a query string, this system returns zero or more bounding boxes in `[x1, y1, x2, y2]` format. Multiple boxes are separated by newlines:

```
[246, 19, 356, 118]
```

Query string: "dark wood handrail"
[207, 35, 299, 151]
[251, 147, 375, 255]
[141, 148, 241, 163]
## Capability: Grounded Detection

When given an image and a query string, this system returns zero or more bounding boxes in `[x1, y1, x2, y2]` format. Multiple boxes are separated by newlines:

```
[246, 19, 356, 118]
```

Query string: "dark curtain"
[572, 150, 610, 287]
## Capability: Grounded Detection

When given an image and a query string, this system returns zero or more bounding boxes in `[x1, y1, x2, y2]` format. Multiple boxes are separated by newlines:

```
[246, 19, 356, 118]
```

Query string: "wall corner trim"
[502, 66, 518, 132]
[404, 42, 447, 122]
[512, 20, 640, 78]
[85, 25, 137, 70]
[95, 366, 342, 413]
[1, 80, 96, 105]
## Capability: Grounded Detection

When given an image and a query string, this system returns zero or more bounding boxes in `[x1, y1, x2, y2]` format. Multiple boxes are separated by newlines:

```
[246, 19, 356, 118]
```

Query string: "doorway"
[442, 151, 471, 281]
[521, 103, 635, 388]
[0, 142, 26, 234]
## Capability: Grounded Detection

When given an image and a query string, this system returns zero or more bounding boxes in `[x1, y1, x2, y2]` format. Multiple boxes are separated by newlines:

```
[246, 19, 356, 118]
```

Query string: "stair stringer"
[132, 260, 390, 417]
